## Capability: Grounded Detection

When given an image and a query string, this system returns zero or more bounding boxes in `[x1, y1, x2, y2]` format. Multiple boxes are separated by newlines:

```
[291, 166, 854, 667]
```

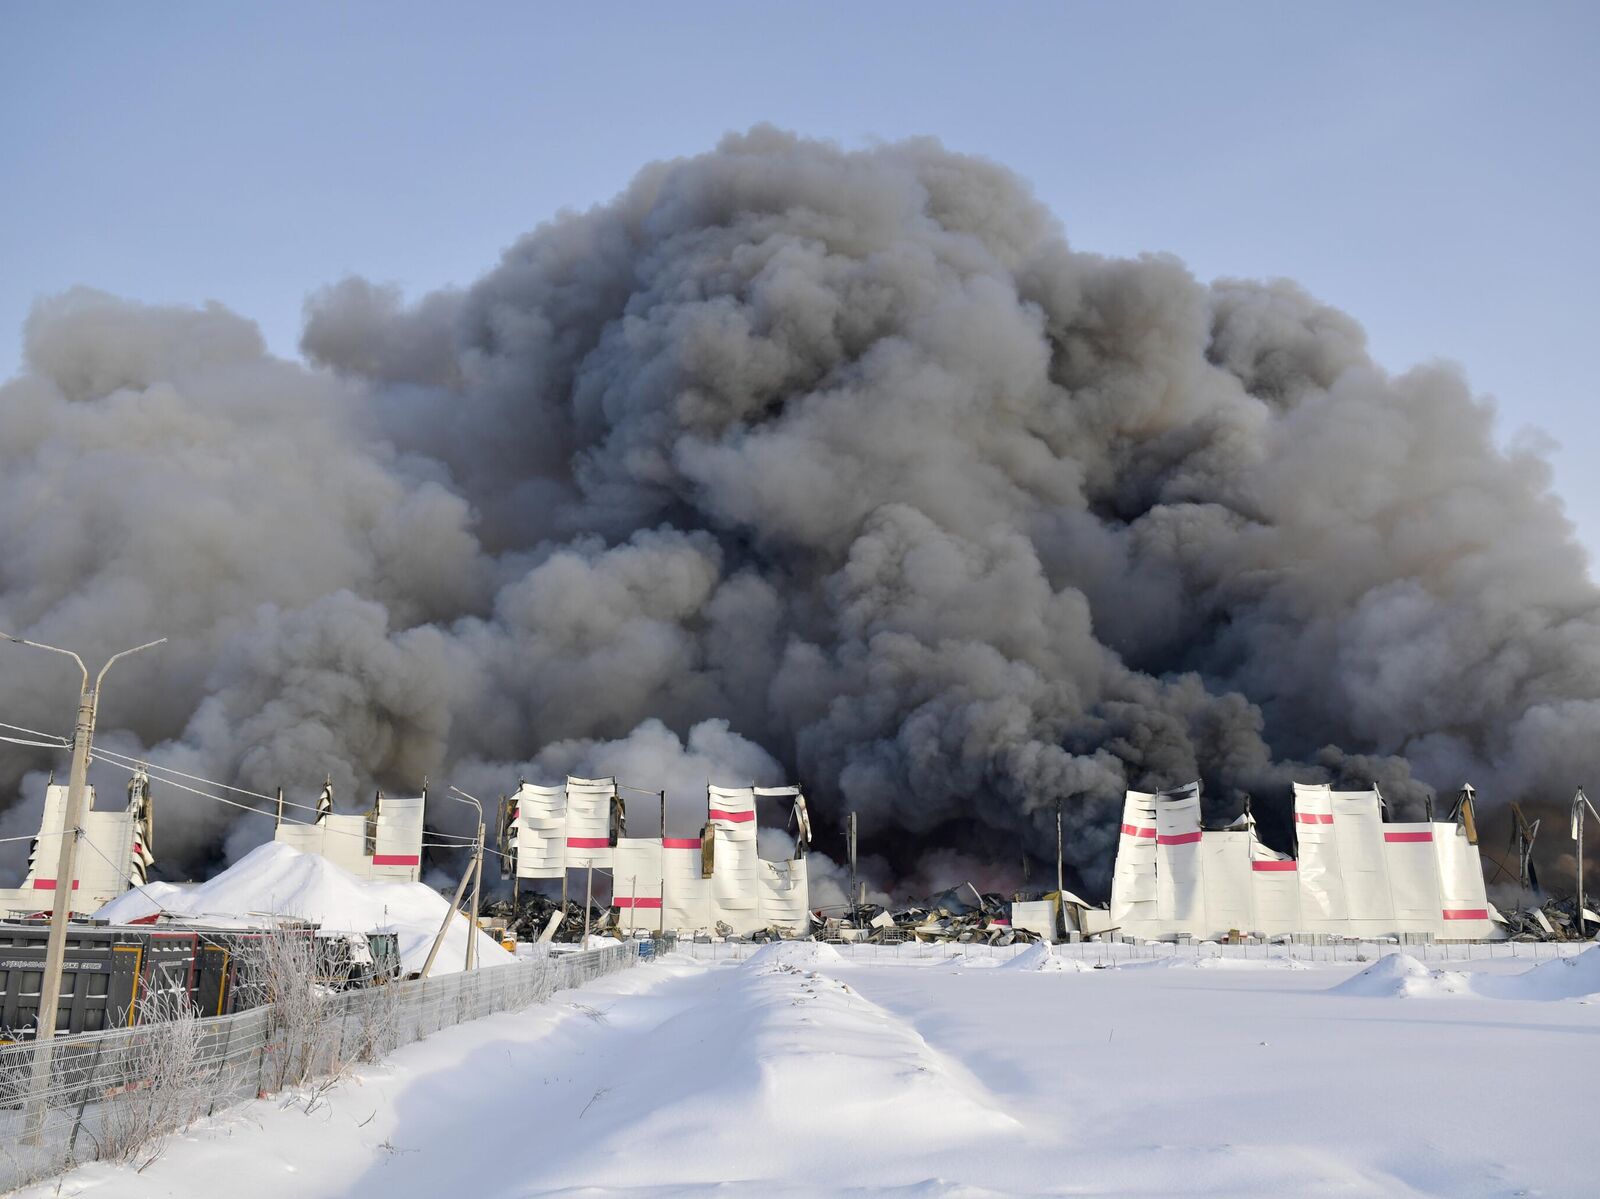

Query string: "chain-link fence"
[0, 941, 641, 1192]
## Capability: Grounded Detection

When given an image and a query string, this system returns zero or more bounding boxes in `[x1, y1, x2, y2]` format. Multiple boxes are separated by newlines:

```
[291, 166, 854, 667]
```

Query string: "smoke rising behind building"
[2, 127, 1596, 896]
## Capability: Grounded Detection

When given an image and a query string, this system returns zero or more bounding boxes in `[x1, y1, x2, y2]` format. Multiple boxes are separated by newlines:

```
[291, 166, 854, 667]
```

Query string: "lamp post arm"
[0, 634, 88, 692]
[94, 638, 166, 691]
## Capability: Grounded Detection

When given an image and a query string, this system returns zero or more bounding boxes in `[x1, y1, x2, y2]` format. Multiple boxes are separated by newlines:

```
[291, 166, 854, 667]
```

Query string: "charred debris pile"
[483, 883, 1043, 947]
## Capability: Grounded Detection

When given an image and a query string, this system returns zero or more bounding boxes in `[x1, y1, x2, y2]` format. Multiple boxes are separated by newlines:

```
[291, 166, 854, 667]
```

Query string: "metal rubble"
[1497, 896, 1600, 941]
[486, 882, 1056, 945]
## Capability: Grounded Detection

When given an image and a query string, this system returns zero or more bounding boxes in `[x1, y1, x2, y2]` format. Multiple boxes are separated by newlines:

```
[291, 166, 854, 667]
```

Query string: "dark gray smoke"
[3, 126, 1597, 896]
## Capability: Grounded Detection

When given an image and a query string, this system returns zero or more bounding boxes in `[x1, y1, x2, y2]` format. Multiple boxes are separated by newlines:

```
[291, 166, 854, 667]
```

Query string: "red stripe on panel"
[1251, 860, 1297, 872]
[566, 837, 611, 849]
[1157, 831, 1203, 846]
[372, 854, 420, 866]
[1441, 908, 1490, 920]
[707, 809, 755, 823]
[1383, 832, 1433, 843]
[615, 897, 663, 909]
[1119, 824, 1156, 838]
[1295, 812, 1335, 825]
[31, 880, 79, 890]
[662, 838, 702, 849]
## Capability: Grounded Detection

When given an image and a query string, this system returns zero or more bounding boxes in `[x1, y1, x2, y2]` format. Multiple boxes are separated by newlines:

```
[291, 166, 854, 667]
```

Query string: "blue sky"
[3, 2, 1597, 548]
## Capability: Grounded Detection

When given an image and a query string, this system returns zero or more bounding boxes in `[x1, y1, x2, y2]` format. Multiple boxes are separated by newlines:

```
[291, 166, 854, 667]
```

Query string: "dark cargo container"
[0, 922, 401, 1038]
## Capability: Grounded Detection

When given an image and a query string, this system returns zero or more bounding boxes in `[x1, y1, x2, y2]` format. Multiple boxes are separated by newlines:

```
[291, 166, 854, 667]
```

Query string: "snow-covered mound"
[1479, 946, 1600, 1001]
[1331, 952, 1469, 998]
[740, 940, 843, 972]
[998, 942, 1092, 972]
[1330, 947, 1600, 1002]
[95, 842, 512, 975]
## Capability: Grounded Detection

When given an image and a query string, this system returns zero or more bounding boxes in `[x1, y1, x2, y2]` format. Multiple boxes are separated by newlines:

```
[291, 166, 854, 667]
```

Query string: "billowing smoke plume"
[3, 126, 1597, 896]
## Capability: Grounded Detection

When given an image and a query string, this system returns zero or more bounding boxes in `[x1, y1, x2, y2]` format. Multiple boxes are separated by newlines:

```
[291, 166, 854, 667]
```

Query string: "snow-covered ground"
[23, 941, 1599, 1197]
[95, 842, 512, 975]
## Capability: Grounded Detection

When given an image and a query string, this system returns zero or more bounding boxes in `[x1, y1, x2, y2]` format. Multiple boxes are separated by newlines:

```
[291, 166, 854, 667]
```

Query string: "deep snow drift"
[24, 943, 1598, 1198]
[95, 842, 511, 974]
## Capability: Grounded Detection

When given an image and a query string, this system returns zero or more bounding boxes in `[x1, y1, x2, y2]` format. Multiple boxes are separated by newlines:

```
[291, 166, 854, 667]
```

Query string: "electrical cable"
[0, 735, 71, 750]
[0, 719, 68, 740]
[70, 828, 182, 922]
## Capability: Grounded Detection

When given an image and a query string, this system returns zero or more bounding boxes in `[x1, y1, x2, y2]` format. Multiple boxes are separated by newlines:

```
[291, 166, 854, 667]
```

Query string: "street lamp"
[2, 632, 164, 1139]
[0, 633, 166, 1040]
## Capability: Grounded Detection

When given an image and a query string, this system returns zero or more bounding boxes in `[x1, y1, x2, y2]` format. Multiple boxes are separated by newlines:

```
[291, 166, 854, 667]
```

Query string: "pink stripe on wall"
[1383, 832, 1433, 843]
[1251, 860, 1297, 872]
[1157, 831, 1203, 846]
[566, 837, 610, 849]
[1442, 908, 1490, 920]
[1119, 823, 1156, 838]
[707, 809, 755, 823]
[615, 897, 663, 909]
[1295, 812, 1334, 824]
[372, 854, 420, 866]
[32, 879, 79, 890]
[662, 838, 702, 849]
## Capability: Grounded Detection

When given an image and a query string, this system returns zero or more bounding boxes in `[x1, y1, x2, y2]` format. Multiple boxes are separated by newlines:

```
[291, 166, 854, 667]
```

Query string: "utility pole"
[467, 825, 483, 969]
[2, 633, 164, 1139]
[1574, 789, 1599, 938]
[1055, 798, 1069, 942]
[1055, 798, 1065, 897]
[583, 862, 594, 945]
[419, 852, 476, 978]
[448, 788, 484, 971]
[655, 790, 667, 935]
[847, 811, 858, 928]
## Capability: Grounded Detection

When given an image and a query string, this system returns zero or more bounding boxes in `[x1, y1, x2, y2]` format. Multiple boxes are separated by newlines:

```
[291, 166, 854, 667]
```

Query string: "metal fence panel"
[0, 941, 640, 1192]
